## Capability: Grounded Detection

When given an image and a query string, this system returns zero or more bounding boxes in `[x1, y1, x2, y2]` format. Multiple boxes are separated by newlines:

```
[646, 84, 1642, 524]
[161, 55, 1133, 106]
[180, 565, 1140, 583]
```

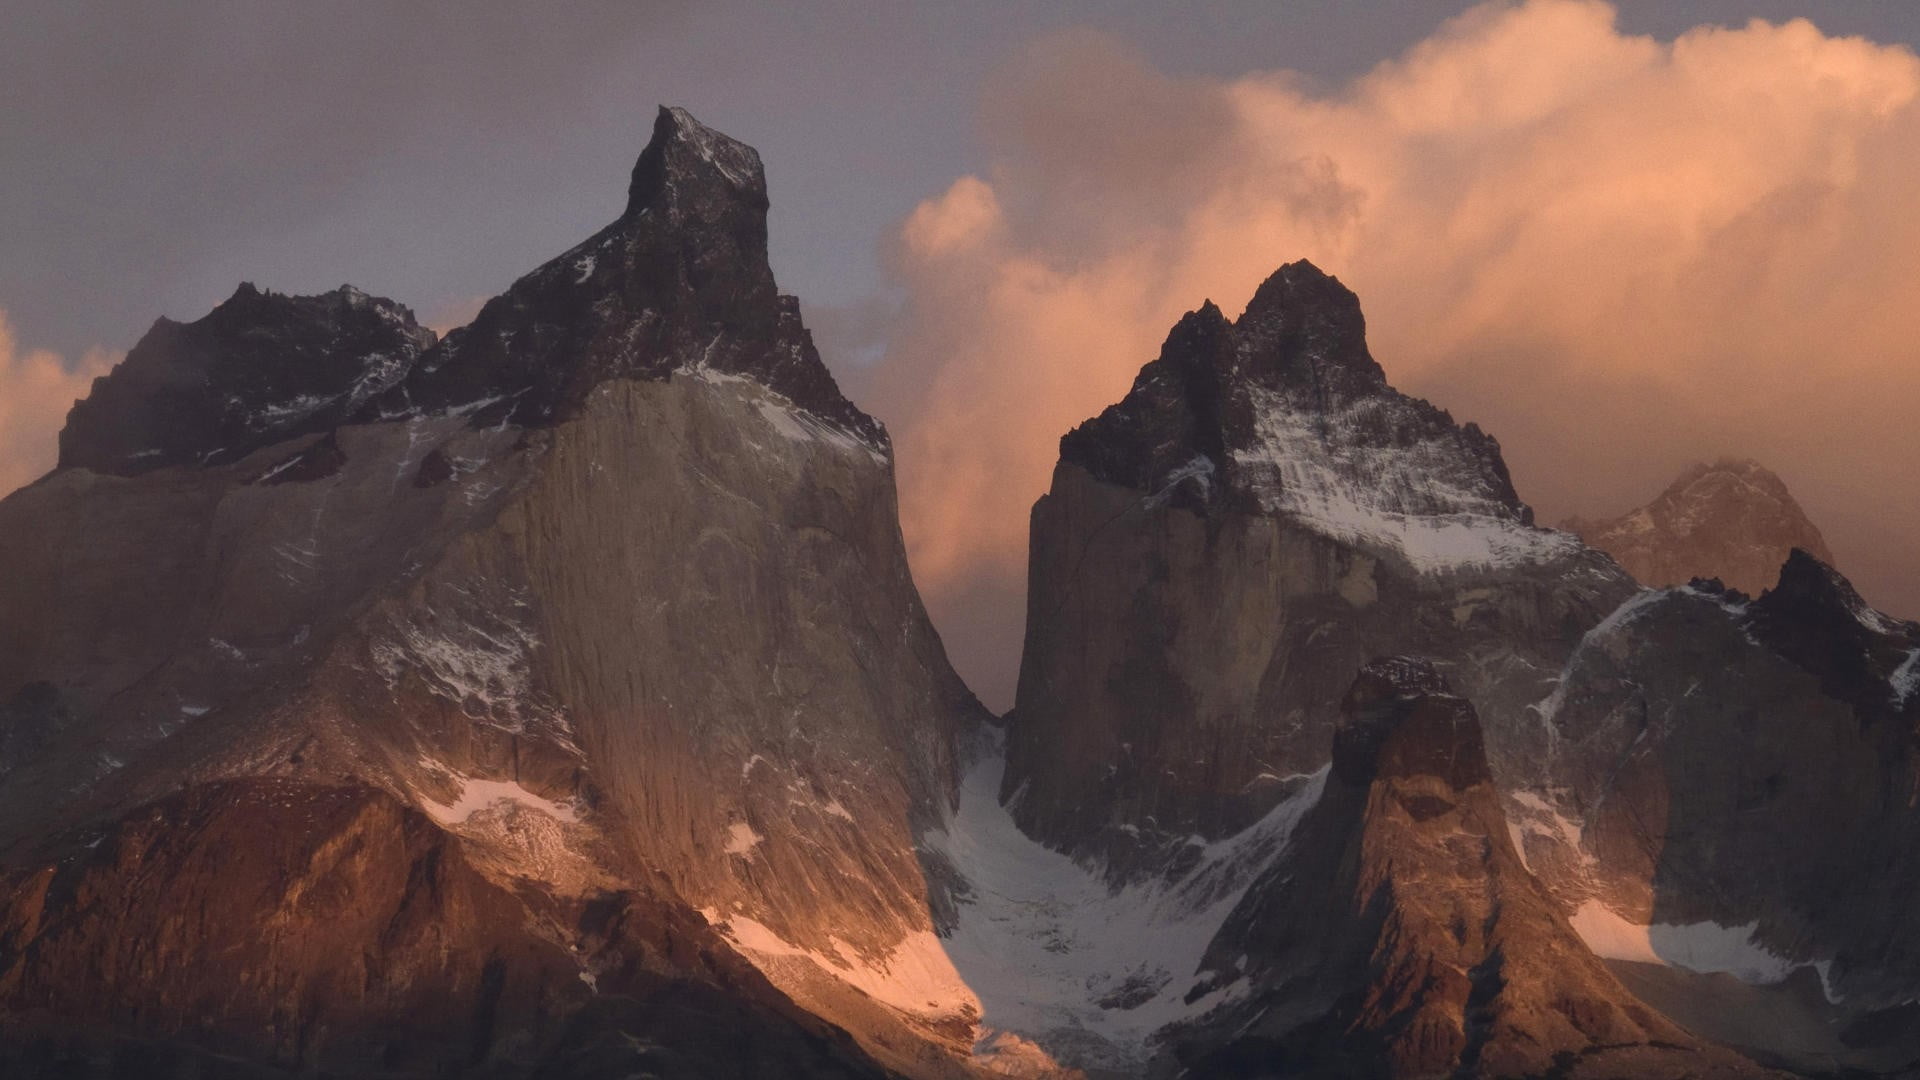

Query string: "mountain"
[0, 106, 984, 1078]
[1564, 459, 1836, 596]
[1519, 552, 1920, 1073]
[1001, 265, 1920, 1074]
[1007, 261, 1632, 874]
[1174, 658, 1773, 1079]
[7, 108, 1920, 1080]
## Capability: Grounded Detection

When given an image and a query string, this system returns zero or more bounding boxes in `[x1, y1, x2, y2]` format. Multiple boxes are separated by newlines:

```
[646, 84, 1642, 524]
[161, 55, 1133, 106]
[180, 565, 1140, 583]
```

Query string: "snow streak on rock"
[1233, 385, 1582, 573]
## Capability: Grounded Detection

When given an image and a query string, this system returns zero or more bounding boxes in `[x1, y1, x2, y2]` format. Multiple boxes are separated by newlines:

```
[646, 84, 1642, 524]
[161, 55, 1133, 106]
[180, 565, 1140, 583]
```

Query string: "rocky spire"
[1182, 657, 1762, 1080]
[1058, 258, 1534, 541]
[385, 105, 880, 445]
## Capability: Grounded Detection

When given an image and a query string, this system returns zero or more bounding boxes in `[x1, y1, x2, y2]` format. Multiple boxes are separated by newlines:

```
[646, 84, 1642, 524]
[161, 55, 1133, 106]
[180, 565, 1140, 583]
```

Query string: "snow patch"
[418, 776, 580, 826]
[664, 106, 762, 189]
[370, 599, 569, 743]
[683, 364, 886, 463]
[1146, 454, 1215, 508]
[725, 822, 765, 857]
[1506, 789, 1592, 873]
[1231, 386, 1579, 574]
[1570, 900, 1815, 987]
[714, 914, 978, 1020]
[1891, 648, 1920, 707]
[925, 736, 1327, 1072]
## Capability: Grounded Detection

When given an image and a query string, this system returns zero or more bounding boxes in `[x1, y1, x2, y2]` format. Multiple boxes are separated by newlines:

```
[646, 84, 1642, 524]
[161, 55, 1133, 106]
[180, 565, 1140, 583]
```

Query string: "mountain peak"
[59, 285, 433, 475]
[1565, 457, 1833, 595]
[1055, 259, 1551, 572]
[626, 105, 769, 220]
[1332, 656, 1488, 789]
[1232, 259, 1386, 395]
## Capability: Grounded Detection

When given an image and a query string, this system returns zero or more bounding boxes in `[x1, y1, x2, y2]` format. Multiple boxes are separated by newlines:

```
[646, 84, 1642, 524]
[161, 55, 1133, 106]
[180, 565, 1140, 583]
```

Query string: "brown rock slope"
[1169, 658, 1778, 1079]
[1563, 459, 1835, 596]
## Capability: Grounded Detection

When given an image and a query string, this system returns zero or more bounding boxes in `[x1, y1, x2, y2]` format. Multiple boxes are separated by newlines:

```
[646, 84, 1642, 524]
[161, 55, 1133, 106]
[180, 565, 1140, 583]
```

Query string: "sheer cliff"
[0, 107, 984, 1078]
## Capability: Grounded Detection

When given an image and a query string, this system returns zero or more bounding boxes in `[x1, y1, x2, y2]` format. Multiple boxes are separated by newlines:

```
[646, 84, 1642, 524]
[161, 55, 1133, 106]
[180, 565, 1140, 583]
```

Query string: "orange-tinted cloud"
[0, 313, 117, 498]
[880, 0, 1920, 705]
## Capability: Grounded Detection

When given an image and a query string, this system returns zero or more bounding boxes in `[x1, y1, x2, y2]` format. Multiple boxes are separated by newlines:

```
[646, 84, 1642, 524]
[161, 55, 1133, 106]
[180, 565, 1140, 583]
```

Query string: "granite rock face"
[1564, 459, 1835, 596]
[10, 107, 1920, 1080]
[1007, 262, 1631, 872]
[0, 108, 981, 1079]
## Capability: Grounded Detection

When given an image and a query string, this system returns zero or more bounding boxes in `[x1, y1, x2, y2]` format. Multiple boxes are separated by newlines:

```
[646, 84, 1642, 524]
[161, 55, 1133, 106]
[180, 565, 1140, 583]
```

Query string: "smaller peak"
[1160, 300, 1232, 359]
[1764, 547, 1863, 610]
[1231, 259, 1385, 393]
[1333, 657, 1490, 790]
[1241, 259, 1352, 315]
[626, 105, 768, 218]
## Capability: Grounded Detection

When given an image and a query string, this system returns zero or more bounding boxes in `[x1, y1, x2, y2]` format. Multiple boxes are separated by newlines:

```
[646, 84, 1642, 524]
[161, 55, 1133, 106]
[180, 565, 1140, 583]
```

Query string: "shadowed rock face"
[0, 107, 978, 1077]
[1171, 658, 1776, 1080]
[1527, 553, 1920, 1025]
[0, 779, 887, 1080]
[1564, 459, 1835, 597]
[1006, 262, 1631, 872]
[57, 284, 436, 476]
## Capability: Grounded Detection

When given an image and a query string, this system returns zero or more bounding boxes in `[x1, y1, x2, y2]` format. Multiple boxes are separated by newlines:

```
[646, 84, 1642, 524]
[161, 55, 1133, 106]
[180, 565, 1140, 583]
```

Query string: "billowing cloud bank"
[0, 314, 115, 498]
[878, 0, 1920, 704]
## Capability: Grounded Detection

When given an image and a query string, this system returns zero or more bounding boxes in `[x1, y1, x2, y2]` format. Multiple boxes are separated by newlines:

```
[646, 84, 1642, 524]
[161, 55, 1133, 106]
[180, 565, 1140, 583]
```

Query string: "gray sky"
[13, 1, 1917, 357]
[6, 1, 1919, 708]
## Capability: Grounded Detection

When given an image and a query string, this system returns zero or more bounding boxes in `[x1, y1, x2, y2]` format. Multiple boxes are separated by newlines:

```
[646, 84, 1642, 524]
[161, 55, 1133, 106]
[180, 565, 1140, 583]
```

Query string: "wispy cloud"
[0, 312, 118, 497]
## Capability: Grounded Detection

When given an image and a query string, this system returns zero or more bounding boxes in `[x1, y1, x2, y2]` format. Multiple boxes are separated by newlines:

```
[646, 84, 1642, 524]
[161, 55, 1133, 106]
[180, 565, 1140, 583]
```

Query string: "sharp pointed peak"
[626, 104, 768, 218]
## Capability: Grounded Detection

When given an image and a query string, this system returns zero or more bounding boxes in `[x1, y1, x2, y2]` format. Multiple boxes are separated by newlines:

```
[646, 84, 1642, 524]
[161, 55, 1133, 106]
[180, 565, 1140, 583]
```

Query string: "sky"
[4, 1, 1918, 709]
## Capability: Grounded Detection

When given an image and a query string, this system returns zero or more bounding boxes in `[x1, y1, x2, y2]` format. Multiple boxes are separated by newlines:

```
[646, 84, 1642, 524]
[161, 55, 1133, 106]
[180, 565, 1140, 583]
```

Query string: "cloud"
[878, 0, 1920, 706]
[0, 313, 117, 499]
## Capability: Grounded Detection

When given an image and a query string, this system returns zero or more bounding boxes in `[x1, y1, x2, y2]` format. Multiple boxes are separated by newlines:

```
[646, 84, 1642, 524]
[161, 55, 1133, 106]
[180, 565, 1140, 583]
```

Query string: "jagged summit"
[55, 106, 881, 482]
[1232, 259, 1389, 395]
[1565, 458, 1835, 596]
[1332, 655, 1488, 789]
[1746, 547, 1920, 714]
[627, 105, 769, 217]
[58, 283, 434, 475]
[381, 104, 881, 445]
[1057, 258, 1559, 574]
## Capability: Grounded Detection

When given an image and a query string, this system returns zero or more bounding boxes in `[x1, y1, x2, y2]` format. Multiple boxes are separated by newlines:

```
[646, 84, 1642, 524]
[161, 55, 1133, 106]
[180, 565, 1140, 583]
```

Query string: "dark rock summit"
[1007, 260, 1627, 869]
[382, 106, 882, 444]
[58, 283, 434, 475]
[1565, 459, 1835, 596]
[1059, 261, 1525, 523]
